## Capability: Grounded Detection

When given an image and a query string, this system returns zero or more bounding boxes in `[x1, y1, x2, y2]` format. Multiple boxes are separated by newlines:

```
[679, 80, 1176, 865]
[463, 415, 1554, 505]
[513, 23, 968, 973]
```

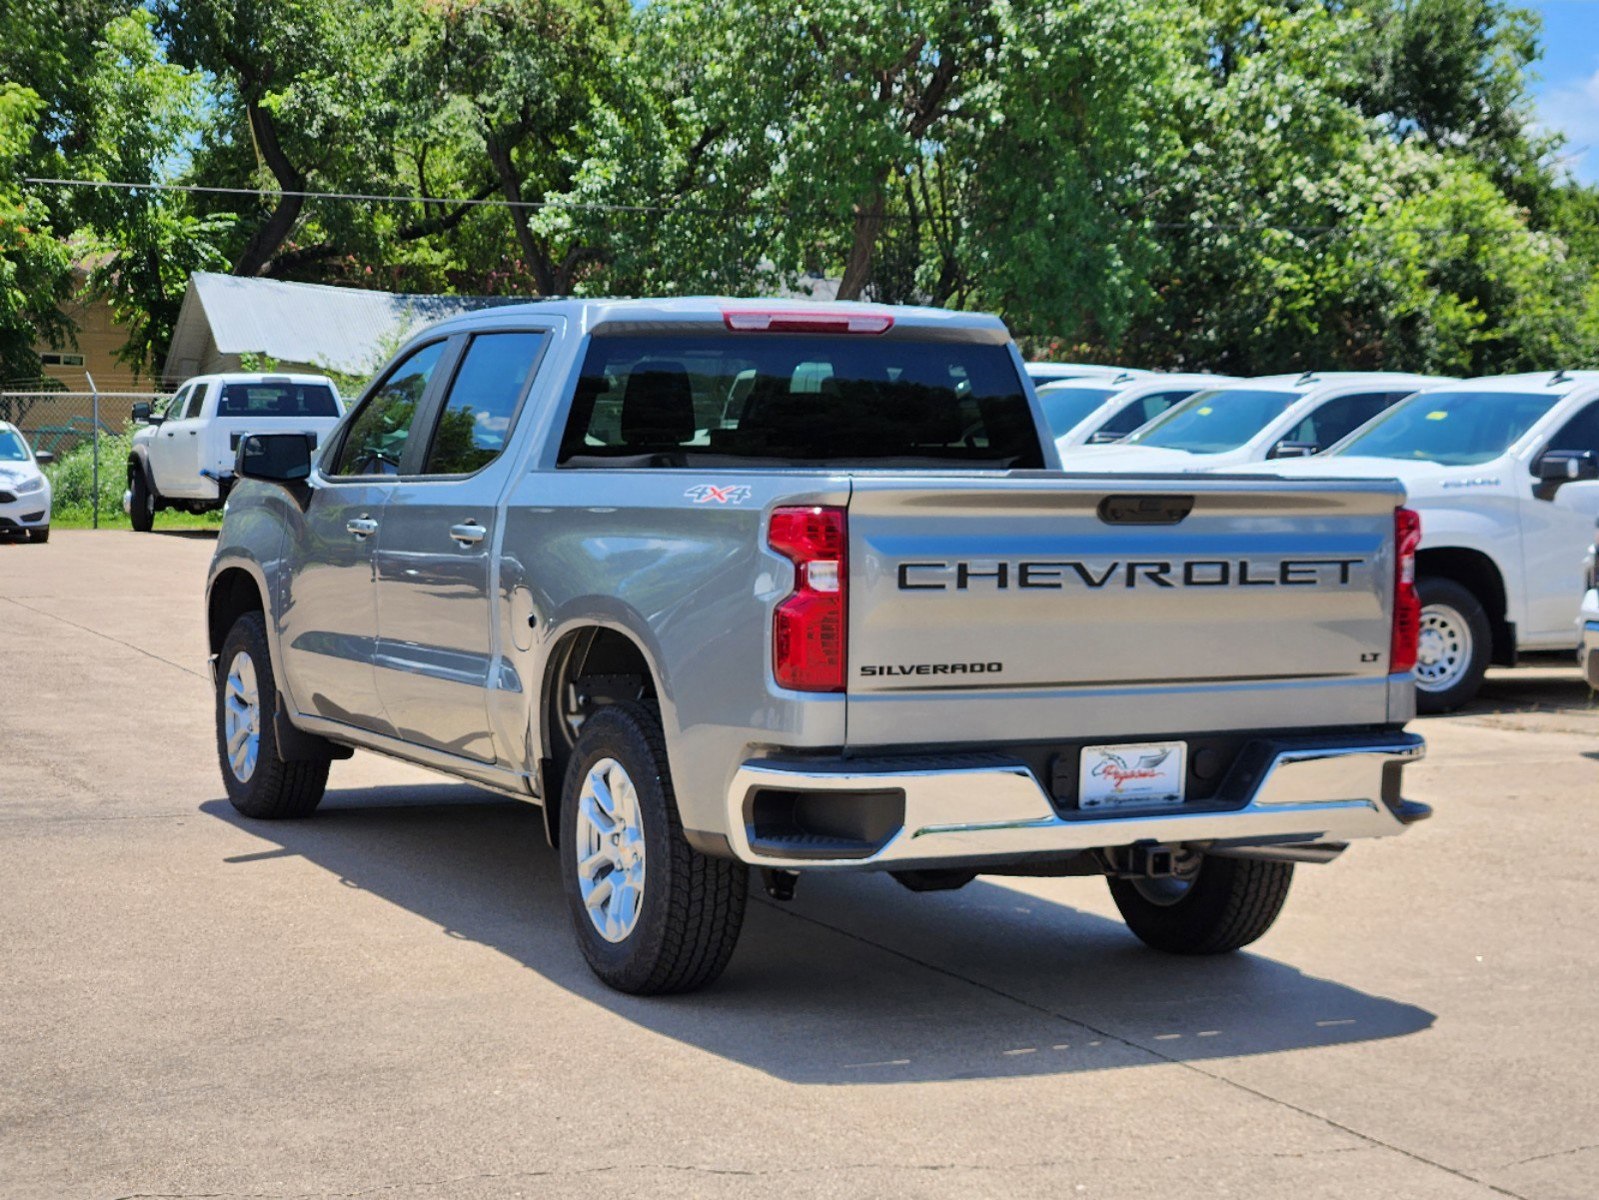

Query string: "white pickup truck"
[126, 373, 345, 530]
[1243, 370, 1599, 710]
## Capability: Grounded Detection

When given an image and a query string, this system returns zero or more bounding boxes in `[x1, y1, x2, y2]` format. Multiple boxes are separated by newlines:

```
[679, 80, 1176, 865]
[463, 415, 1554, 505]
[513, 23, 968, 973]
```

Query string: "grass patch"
[41, 433, 223, 531]
[50, 505, 224, 531]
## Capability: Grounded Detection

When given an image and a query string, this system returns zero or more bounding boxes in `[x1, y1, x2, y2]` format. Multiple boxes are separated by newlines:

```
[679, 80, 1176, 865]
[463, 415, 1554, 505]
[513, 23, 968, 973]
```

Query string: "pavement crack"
[761, 899, 1530, 1200]
[1490, 1143, 1598, 1170]
[0, 595, 206, 680]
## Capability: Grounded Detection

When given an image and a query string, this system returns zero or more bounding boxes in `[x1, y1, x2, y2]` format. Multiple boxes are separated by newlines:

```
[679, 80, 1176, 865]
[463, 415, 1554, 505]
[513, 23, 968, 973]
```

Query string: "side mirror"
[237, 432, 313, 484]
[1086, 431, 1125, 445]
[33, 450, 54, 466]
[130, 402, 152, 423]
[1269, 440, 1320, 460]
[1533, 449, 1599, 483]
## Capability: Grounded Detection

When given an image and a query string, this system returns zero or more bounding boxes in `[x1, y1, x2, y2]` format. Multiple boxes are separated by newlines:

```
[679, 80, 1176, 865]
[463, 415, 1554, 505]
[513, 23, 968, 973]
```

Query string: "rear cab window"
[218, 381, 340, 418]
[558, 333, 1043, 469]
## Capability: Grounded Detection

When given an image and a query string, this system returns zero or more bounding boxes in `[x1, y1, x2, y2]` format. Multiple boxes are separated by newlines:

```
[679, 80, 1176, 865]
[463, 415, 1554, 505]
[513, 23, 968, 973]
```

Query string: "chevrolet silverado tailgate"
[845, 474, 1406, 746]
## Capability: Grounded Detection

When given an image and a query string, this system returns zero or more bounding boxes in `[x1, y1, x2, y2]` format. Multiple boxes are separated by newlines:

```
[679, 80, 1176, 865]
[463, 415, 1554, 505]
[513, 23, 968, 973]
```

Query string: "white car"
[1024, 362, 1150, 386]
[0, 421, 54, 543]
[1055, 372, 1448, 472]
[125, 372, 344, 531]
[1241, 371, 1599, 710]
[1039, 373, 1238, 449]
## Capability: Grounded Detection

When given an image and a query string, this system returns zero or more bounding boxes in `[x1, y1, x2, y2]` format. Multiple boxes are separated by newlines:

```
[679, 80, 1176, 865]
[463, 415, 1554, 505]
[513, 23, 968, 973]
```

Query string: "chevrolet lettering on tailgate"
[896, 557, 1366, 590]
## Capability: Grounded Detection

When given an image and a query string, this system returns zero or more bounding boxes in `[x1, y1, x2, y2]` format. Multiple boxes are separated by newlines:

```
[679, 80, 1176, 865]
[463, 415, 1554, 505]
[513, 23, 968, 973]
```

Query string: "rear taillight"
[1391, 507, 1422, 674]
[723, 310, 893, 335]
[768, 506, 847, 692]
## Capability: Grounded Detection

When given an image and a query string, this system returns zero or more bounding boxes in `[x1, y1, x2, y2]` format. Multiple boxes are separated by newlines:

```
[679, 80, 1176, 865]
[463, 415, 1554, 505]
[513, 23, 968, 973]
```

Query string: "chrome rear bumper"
[725, 733, 1426, 870]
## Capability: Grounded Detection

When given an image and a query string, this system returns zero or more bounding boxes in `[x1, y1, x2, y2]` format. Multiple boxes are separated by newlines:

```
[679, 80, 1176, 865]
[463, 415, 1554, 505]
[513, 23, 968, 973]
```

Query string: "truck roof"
[416, 296, 1012, 342]
[183, 371, 338, 387]
[1238, 371, 1448, 394]
[1432, 370, 1599, 395]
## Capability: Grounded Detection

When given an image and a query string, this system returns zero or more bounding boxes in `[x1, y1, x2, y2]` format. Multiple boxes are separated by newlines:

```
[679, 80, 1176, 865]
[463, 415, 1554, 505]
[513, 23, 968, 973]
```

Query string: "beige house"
[28, 267, 137, 392]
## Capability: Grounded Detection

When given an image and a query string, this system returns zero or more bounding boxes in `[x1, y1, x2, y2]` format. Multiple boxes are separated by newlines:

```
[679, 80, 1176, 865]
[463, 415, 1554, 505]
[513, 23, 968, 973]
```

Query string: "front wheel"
[129, 469, 155, 532]
[28, 525, 49, 543]
[216, 611, 328, 819]
[559, 702, 747, 995]
[1414, 577, 1491, 713]
[1108, 854, 1293, 955]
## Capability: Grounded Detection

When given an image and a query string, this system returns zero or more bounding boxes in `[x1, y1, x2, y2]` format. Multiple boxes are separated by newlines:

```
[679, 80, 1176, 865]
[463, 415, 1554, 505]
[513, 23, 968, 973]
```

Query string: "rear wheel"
[1108, 854, 1293, 955]
[216, 612, 328, 819]
[559, 702, 747, 994]
[129, 468, 155, 532]
[1414, 576, 1491, 713]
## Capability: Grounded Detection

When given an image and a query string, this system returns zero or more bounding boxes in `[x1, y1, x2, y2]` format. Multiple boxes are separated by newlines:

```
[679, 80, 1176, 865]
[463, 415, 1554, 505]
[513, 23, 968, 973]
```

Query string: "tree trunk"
[836, 190, 886, 301]
[233, 102, 307, 278]
[484, 130, 557, 295]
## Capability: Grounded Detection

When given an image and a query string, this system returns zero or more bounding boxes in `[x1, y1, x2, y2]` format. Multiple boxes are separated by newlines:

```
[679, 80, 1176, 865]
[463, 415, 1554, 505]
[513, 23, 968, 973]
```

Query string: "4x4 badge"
[684, 484, 752, 505]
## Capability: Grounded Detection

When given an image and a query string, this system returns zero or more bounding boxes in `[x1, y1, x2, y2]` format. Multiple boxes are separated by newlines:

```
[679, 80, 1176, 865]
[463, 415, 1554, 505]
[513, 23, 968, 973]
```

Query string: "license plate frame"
[1078, 741, 1187, 811]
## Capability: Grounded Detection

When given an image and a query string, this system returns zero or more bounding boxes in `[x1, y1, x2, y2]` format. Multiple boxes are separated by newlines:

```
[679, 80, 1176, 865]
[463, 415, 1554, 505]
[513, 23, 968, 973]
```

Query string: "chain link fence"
[2, 389, 171, 527]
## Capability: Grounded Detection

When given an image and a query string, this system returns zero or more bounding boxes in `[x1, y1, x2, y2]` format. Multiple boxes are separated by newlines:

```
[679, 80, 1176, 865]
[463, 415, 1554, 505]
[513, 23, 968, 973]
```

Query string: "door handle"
[449, 521, 487, 546]
[347, 516, 378, 539]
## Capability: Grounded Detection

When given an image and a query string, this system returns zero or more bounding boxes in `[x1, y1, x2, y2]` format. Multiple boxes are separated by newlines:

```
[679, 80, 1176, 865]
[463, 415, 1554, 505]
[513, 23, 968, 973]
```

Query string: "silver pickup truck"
[206, 298, 1428, 995]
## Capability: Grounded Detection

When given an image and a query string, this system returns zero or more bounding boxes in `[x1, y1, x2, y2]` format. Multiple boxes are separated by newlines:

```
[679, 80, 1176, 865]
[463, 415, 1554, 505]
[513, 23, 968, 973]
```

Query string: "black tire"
[1414, 576, 1491, 714]
[28, 525, 49, 543]
[216, 611, 328, 819]
[129, 467, 155, 532]
[559, 702, 747, 995]
[1108, 855, 1293, 955]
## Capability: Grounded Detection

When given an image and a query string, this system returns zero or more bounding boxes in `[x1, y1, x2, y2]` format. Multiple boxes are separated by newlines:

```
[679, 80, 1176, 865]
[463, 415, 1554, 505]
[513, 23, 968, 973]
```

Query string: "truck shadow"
[1455, 660, 1596, 717]
[201, 786, 1434, 1085]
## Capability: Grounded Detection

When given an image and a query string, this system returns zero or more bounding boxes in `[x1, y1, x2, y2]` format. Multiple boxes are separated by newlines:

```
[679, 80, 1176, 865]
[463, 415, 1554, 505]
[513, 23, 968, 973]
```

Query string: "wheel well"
[208, 568, 265, 659]
[540, 627, 658, 846]
[1415, 547, 1513, 665]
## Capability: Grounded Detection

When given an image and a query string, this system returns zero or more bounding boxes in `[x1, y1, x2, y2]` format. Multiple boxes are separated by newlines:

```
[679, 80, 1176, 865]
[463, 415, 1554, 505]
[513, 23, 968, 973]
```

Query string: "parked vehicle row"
[1034, 364, 1599, 711]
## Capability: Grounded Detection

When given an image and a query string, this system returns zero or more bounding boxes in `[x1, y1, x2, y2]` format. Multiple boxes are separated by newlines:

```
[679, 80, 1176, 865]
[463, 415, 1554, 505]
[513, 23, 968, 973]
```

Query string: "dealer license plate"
[1078, 741, 1187, 810]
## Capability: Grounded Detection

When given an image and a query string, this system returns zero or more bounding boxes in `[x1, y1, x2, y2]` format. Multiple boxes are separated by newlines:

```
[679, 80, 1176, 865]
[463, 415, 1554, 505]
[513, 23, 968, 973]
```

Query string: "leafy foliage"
[4, 0, 1598, 378]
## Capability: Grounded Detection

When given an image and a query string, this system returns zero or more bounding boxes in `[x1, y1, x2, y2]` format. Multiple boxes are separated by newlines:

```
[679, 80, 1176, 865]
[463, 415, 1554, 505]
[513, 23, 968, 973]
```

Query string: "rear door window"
[559, 334, 1042, 468]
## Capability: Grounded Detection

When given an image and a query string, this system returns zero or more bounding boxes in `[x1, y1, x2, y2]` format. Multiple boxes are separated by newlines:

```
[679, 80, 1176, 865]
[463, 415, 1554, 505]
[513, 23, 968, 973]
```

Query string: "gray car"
[207, 298, 1427, 994]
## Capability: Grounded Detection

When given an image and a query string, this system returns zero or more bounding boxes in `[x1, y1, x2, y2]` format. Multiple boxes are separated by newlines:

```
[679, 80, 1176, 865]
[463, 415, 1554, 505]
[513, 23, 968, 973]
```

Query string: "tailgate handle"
[1098, 495, 1194, 525]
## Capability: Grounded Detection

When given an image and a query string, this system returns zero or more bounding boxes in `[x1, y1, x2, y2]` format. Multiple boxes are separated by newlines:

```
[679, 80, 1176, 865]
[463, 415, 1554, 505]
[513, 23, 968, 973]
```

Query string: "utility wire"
[20, 175, 1563, 237]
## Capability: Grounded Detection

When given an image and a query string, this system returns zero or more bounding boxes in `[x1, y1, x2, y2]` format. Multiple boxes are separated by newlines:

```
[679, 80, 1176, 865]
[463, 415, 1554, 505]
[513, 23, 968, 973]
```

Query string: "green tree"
[70, 12, 233, 376]
[0, 84, 72, 398]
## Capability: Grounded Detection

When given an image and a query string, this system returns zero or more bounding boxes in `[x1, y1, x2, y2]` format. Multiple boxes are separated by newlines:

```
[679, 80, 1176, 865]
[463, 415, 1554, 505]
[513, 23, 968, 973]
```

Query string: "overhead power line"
[21, 175, 1566, 239]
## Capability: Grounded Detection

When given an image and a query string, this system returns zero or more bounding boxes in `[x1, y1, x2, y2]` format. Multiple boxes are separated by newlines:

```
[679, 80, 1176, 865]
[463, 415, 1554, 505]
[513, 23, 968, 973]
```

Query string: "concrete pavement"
[1, 532, 1596, 1199]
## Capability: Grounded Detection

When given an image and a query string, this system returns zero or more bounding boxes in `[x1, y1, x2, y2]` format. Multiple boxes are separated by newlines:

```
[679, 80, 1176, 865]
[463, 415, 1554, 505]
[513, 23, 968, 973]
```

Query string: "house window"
[40, 353, 86, 367]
